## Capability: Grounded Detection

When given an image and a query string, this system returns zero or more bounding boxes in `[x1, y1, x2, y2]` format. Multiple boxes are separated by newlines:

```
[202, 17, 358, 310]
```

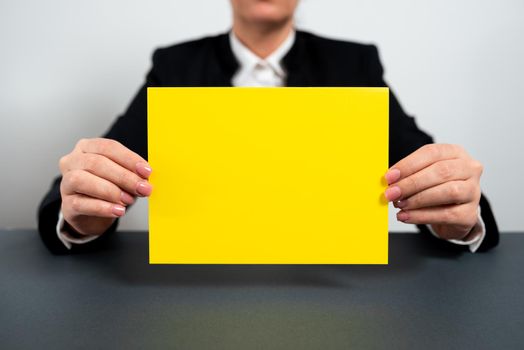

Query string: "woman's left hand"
[384, 144, 483, 240]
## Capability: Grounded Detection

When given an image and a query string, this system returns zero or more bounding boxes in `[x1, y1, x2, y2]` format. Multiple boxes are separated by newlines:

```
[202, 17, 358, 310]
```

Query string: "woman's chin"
[245, 3, 292, 24]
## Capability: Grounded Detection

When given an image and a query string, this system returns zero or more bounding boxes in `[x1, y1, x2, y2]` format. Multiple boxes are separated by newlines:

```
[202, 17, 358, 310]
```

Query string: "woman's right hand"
[59, 138, 152, 236]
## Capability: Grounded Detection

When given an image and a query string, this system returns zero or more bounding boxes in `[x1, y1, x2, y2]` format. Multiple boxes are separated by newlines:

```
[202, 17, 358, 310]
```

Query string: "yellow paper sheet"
[148, 88, 389, 264]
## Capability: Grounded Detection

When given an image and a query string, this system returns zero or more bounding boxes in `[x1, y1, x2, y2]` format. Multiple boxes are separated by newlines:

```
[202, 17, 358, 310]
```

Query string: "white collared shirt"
[230, 30, 295, 87]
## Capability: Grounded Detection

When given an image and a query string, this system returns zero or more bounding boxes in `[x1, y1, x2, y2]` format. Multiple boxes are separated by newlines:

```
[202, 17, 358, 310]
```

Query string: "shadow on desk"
[48, 232, 465, 288]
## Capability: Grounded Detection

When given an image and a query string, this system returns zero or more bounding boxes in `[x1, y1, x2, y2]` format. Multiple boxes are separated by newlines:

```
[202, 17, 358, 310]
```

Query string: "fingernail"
[112, 205, 126, 217]
[396, 200, 407, 209]
[120, 192, 135, 205]
[136, 181, 152, 196]
[136, 162, 152, 179]
[397, 211, 409, 222]
[385, 168, 401, 185]
[384, 186, 401, 201]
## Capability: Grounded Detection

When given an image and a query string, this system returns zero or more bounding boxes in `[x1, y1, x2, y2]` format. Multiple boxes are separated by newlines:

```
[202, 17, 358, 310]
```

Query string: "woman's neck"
[232, 19, 294, 59]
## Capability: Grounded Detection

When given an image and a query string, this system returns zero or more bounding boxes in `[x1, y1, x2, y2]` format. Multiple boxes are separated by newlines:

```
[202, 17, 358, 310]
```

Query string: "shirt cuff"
[427, 206, 486, 253]
[56, 211, 100, 250]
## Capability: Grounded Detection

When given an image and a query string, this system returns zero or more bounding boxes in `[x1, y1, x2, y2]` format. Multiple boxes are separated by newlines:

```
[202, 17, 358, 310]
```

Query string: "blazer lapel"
[283, 31, 316, 87]
[206, 33, 238, 87]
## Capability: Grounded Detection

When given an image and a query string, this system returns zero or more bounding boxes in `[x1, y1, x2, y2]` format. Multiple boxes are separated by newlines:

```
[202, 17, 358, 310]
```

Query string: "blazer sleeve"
[363, 45, 499, 252]
[37, 50, 162, 254]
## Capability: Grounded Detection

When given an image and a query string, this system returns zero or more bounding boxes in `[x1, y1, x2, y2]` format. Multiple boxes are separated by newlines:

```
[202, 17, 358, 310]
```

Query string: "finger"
[67, 153, 152, 197]
[63, 194, 127, 218]
[394, 180, 478, 210]
[386, 159, 472, 201]
[61, 170, 135, 205]
[386, 144, 465, 184]
[75, 138, 152, 178]
[396, 202, 478, 227]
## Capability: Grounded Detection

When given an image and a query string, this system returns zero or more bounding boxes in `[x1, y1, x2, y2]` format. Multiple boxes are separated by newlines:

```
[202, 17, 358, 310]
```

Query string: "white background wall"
[1, 0, 523, 232]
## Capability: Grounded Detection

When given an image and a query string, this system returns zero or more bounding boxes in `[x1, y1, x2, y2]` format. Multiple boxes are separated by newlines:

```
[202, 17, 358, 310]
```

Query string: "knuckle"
[93, 201, 107, 215]
[83, 154, 101, 172]
[406, 176, 419, 194]
[441, 207, 453, 223]
[472, 160, 484, 176]
[472, 183, 482, 202]
[66, 170, 82, 189]
[425, 144, 441, 159]
[119, 171, 138, 190]
[70, 196, 83, 213]
[448, 183, 463, 202]
[108, 138, 123, 148]
[408, 195, 420, 209]
[466, 206, 479, 227]
[420, 144, 434, 156]
[437, 162, 453, 181]
[421, 144, 433, 152]
[59, 179, 67, 196]
[97, 139, 111, 154]
[101, 184, 118, 202]
[452, 144, 465, 154]
[459, 181, 480, 204]
[60, 202, 72, 220]
[61, 197, 71, 214]
[443, 206, 460, 223]
[98, 138, 120, 154]
[58, 155, 69, 173]
[75, 138, 89, 150]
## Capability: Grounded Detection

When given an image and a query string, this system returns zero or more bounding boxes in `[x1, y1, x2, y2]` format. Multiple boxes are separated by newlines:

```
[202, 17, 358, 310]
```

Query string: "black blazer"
[38, 30, 499, 254]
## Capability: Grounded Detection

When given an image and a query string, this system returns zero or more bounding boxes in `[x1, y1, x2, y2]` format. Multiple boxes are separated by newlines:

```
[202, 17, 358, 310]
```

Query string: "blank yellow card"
[148, 88, 389, 264]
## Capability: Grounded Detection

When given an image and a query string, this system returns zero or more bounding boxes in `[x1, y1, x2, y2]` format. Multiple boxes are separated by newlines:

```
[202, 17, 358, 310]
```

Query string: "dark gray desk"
[1, 231, 522, 349]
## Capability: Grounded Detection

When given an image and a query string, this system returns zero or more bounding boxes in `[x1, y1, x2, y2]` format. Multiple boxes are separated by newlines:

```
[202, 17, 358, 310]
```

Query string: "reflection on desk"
[0, 231, 522, 349]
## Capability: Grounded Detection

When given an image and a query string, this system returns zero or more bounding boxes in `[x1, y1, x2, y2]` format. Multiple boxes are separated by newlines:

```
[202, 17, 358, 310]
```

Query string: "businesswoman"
[39, 0, 498, 253]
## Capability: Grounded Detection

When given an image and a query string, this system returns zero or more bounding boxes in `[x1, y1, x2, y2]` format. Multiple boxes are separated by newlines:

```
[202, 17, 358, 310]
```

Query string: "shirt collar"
[229, 29, 296, 78]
